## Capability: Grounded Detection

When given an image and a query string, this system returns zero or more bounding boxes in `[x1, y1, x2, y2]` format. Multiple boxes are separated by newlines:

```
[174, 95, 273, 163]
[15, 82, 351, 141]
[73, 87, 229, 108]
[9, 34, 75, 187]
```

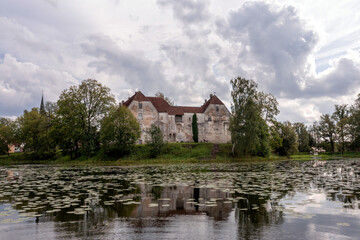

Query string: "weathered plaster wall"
[127, 101, 231, 144]
[129, 100, 159, 143]
[199, 104, 231, 143]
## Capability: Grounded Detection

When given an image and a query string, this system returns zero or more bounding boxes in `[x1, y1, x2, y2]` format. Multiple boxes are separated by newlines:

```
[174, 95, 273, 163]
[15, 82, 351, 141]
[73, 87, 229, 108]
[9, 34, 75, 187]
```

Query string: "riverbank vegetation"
[1, 77, 360, 164]
[0, 143, 287, 166]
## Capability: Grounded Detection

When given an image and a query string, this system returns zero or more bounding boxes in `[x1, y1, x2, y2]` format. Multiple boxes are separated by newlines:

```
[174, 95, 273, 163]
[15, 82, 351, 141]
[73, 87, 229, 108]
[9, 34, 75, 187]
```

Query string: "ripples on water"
[1, 160, 360, 239]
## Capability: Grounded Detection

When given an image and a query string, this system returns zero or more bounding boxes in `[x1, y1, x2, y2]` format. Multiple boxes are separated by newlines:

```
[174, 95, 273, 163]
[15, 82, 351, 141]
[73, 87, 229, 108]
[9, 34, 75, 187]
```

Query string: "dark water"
[1, 160, 360, 239]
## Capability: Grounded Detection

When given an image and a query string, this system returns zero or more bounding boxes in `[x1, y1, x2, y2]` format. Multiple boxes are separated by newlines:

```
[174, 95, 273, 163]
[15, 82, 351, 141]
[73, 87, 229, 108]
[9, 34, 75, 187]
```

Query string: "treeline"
[229, 77, 360, 157]
[230, 77, 297, 157]
[0, 79, 164, 159]
[1, 77, 360, 160]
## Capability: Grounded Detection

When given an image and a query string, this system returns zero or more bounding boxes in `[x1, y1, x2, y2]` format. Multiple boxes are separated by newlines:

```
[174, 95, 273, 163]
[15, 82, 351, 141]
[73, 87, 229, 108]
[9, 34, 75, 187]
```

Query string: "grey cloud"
[215, 2, 360, 100]
[306, 58, 360, 96]
[157, 0, 210, 25]
[159, 38, 231, 106]
[0, 54, 77, 116]
[81, 35, 169, 95]
[216, 2, 318, 96]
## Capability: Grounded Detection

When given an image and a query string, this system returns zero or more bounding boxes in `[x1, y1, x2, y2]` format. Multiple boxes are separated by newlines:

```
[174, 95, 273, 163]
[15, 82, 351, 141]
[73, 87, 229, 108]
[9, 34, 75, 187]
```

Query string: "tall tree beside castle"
[230, 77, 271, 157]
[57, 79, 115, 158]
[100, 106, 140, 157]
[192, 113, 198, 143]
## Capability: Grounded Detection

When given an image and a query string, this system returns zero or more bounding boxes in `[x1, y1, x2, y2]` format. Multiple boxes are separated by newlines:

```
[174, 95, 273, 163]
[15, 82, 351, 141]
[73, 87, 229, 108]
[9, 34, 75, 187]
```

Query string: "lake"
[1, 159, 360, 239]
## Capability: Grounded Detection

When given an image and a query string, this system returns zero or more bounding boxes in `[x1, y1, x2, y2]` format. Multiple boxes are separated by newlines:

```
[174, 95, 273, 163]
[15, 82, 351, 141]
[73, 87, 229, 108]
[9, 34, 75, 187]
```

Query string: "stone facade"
[123, 91, 231, 143]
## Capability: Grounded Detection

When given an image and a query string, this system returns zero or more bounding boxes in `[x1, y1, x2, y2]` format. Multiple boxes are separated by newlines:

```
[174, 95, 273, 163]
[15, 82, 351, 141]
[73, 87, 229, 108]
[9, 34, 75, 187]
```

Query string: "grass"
[2, 144, 360, 166]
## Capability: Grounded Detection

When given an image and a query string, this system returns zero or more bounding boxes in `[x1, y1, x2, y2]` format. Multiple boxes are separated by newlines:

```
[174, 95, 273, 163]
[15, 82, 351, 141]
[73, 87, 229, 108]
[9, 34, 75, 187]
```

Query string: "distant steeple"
[40, 92, 46, 115]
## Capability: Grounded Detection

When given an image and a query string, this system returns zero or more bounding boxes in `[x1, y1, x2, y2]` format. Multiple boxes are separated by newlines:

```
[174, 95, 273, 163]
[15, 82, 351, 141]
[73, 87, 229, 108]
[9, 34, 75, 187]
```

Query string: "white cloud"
[0, 0, 360, 124]
[0, 54, 77, 116]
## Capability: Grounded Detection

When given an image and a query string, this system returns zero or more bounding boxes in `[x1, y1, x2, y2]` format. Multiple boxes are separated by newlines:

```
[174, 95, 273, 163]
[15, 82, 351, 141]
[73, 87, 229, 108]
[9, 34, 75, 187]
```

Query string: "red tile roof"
[147, 97, 170, 112]
[123, 91, 147, 107]
[123, 91, 225, 115]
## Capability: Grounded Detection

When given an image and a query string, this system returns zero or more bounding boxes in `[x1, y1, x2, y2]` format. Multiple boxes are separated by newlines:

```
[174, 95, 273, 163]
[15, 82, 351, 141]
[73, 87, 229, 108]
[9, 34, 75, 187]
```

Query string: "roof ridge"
[124, 91, 226, 114]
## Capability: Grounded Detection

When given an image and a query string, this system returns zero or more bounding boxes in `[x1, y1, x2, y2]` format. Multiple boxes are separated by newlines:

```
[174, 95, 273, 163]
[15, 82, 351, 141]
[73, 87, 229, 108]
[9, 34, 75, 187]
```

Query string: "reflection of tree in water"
[234, 193, 284, 240]
[3, 160, 360, 238]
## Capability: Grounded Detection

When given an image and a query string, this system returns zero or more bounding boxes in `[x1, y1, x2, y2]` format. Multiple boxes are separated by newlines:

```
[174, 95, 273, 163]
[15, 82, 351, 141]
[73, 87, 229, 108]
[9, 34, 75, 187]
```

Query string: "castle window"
[138, 113, 143, 120]
[138, 102, 142, 109]
[216, 106, 219, 112]
[175, 115, 183, 123]
[189, 117, 191, 122]
[208, 115, 212, 121]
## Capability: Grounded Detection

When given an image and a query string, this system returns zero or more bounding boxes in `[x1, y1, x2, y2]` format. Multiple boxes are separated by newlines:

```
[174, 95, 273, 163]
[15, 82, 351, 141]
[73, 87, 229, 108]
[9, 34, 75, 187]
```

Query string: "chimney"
[121, 100, 125, 106]
[204, 99, 207, 103]
[210, 94, 213, 98]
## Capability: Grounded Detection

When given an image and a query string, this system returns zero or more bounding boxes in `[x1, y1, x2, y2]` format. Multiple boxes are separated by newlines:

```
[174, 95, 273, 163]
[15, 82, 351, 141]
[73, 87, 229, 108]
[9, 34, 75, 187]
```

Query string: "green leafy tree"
[332, 104, 349, 153]
[269, 122, 283, 154]
[319, 114, 336, 152]
[309, 122, 321, 147]
[192, 113, 198, 143]
[17, 107, 57, 158]
[349, 94, 360, 150]
[147, 124, 164, 158]
[230, 77, 270, 157]
[100, 106, 140, 157]
[258, 92, 279, 125]
[57, 79, 115, 158]
[0, 118, 15, 156]
[293, 122, 310, 152]
[275, 121, 298, 157]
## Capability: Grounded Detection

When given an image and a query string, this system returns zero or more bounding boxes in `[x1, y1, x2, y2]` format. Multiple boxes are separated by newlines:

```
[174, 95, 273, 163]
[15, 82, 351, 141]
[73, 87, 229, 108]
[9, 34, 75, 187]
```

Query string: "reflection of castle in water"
[128, 184, 233, 220]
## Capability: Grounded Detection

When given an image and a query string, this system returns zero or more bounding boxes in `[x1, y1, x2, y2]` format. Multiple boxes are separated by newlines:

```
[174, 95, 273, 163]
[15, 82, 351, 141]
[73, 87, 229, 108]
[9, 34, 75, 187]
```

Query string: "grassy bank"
[2, 143, 360, 166]
[1, 143, 285, 166]
[291, 151, 360, 161]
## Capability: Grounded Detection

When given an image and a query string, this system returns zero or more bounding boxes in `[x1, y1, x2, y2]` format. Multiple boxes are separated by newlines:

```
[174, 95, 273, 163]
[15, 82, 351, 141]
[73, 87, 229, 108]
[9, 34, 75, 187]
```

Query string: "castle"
[123, 91, 231, 143]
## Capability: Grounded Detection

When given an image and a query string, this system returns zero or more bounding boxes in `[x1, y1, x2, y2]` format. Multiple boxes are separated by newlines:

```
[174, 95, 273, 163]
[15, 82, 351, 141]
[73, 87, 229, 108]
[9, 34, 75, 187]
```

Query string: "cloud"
[81, 35, 169, 95]
[0, 54, 77, 116]
[157, 0, 210, 25]
[1, 0, 360, 124]
[216, 2, 318, 96]
[215, 1, 360, 101]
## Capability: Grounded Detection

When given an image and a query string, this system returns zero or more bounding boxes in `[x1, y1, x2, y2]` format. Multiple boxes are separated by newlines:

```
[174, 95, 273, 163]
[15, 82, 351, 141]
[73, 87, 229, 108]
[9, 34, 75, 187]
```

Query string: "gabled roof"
[147, 97, 170, 112]
[123, 91, 226, 115]
[123, 91, 147, 107]
[200, 95, 225, 112]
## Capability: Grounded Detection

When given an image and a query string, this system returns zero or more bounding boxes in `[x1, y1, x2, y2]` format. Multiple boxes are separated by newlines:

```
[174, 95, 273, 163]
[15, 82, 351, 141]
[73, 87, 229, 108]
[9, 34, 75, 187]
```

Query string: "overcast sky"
[1, 0, 360, 124]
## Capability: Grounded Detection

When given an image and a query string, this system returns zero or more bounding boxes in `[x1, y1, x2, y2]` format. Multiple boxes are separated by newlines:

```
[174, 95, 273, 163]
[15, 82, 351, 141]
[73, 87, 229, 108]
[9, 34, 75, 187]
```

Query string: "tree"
[230, 77, 270, 157]
[332, 104, 349, 153]
[293, 122, 310, 152]
[57, 79, 115, 158]
[319, 114, 336, 152]
[349, 94, 360, 150]
[147, 124, 164, 158]
[269, 122, 283, 154]
[309, 122, 321, 147]
[155, 91, 174, 106]
[0, 118, 15, 156]
[192, 113, 198, 142]
[17, 107, 57, 158]
[258, 92, 279, 125]
[100, 106, 140, 157]
[275, 121, 298, 157]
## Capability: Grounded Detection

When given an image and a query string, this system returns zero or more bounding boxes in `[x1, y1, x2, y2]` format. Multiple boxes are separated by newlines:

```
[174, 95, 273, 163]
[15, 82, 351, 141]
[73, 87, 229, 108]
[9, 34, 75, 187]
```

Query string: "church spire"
[40, 92, 45, 115]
